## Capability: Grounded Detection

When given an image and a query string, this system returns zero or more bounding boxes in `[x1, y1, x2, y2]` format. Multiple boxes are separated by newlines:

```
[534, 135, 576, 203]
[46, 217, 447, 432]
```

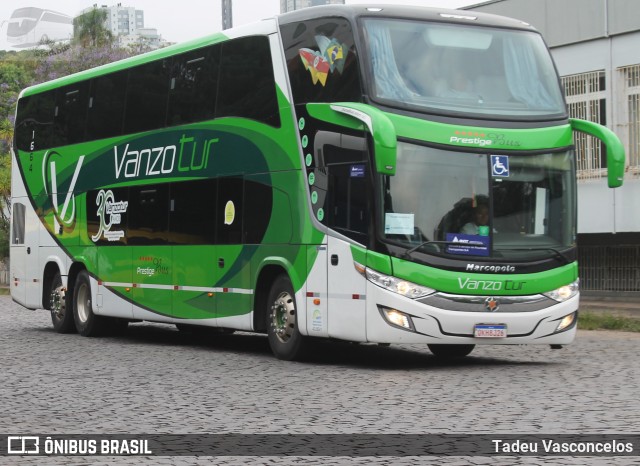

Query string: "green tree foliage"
[0, 153, 11, 251]
[0, 58, 33, 259]
[73, 8, 113, 48]
[33, 44, 131, 83]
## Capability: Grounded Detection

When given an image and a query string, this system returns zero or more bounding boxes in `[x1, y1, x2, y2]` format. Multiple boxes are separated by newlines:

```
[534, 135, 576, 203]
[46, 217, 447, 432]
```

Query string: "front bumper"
[366, 283, 578, 345]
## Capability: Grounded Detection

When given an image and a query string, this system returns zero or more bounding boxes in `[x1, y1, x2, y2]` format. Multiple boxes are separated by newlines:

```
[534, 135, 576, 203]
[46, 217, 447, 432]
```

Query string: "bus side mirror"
[570, 118, 625, 188]
[306, 102, 397, 175]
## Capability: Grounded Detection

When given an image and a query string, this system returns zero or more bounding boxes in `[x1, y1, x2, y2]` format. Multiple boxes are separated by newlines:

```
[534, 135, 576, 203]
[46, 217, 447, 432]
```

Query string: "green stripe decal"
[392, 257, 578, 296]
[387, 113, 573, 151]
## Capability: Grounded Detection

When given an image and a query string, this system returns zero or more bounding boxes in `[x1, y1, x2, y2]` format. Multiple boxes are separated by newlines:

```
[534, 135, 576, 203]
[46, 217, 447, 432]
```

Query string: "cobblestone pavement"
[1, 296, 639, 465]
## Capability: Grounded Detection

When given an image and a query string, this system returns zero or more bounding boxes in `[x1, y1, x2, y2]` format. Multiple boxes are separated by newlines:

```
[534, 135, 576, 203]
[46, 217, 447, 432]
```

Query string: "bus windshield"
[362, 18, 566, 119]
[381, 143, 576, 261]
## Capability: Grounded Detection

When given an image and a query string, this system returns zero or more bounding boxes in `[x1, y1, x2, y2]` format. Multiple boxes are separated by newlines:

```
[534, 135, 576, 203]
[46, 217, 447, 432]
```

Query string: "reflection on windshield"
[363, 18, 566, 119]
[382, 143, 576, 260]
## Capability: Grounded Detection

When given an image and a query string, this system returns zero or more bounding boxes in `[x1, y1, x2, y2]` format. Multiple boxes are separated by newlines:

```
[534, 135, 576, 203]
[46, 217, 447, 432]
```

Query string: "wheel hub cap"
[271, 292, 296, 343]
[50, 287, 66, 319]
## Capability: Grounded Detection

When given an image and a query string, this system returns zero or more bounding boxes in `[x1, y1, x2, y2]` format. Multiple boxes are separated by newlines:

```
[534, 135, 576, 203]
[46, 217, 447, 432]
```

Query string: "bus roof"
[276, 4, 537, 32]
[20, 4, 536, 99]
[19, 17, 278, 99]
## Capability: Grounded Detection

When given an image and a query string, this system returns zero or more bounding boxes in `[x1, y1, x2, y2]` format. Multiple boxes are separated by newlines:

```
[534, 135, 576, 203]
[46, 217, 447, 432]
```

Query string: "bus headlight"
[379, 306, 415, 331]
[543, 279, 579, 302]
[556, 311, 577, 332]
[355, 263, 434, 299]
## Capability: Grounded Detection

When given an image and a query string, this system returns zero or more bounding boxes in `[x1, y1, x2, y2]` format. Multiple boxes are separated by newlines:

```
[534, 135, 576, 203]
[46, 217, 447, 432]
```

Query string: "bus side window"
[87, 71, 127, 140]
[281, 17, 362, 104]
[217, 36, 280, 127]
[86, 187, 129, 245]
[168, 44, 220, 126]
[54, 81, 89, 146]
[15, 92, 56, 152]
[127, 185, 170, 245]
[169, 179, 217, 245]
[243, 176, 273, 244]
[124, 59, 171, 134]
[319, 134, 370, 244]
[11, 203, 26, 245]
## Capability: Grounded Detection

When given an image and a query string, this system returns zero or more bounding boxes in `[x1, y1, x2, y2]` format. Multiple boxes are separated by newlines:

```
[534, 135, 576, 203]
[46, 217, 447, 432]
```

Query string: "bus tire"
[428, 344, 475, 359]
[267, 274, 307, 361]
[49, 271, 76, 334]
[72, 270, 107, 337]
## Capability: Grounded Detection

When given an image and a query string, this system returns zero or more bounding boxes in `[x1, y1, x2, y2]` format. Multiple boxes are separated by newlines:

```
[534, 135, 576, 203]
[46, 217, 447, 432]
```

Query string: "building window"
[561, 71, 606, 181]
[620, 64, 640, 177]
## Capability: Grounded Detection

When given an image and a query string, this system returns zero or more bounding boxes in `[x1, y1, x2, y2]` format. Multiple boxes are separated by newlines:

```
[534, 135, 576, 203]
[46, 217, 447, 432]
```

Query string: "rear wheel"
[267, 275, 307, 361]
[49, 272, 75, 333]
[428, 344, 475, 359]
[73, 270, 108, 337]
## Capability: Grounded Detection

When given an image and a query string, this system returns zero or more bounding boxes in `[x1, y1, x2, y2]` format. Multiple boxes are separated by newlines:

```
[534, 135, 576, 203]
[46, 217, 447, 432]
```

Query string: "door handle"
[218, 258, 225, 268]
[331, 254, 339, 266]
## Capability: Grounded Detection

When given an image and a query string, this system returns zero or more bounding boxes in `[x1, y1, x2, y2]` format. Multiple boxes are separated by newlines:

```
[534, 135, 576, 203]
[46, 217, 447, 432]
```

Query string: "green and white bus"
[11, 5, 625, 360]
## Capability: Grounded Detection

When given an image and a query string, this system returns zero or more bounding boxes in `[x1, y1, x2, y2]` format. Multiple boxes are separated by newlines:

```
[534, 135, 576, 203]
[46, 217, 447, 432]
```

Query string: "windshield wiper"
[403, 240, 485, 258]
[500, 247, 571, 265]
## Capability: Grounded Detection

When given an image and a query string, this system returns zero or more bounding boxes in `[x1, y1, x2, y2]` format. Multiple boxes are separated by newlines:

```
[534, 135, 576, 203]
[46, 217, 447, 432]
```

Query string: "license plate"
[474, 324, 507, 338]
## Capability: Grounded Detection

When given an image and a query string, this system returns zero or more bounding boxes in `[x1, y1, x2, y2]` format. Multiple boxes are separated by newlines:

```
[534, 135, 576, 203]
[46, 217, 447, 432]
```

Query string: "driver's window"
[315, 132, 370, 244]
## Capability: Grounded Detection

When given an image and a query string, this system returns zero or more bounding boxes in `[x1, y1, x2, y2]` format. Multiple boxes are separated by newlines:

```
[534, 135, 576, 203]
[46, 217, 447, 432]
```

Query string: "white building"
[80, 4, 164, 49]
[101, 3, 144, 37]
[466, 0, 640, 294]
[117, 27, 161, 49]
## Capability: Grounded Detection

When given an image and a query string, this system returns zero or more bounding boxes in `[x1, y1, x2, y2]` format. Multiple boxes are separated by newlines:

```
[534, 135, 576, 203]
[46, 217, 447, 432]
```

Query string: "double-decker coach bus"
[10, 5, 625, 360]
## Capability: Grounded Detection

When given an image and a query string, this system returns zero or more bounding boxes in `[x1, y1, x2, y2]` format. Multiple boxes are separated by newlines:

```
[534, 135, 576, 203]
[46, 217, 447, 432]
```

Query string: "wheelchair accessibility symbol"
[491, 155, 509, 177]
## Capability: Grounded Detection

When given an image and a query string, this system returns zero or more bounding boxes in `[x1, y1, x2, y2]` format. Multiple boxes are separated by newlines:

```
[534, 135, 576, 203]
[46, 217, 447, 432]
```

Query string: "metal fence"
[578, 245, 640, 292]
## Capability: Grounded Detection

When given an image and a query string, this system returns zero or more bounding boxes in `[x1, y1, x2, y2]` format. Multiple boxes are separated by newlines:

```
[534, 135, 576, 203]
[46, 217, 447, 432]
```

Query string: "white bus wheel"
[267, 274, 308, 361]
[49, 271, 75, 334]
[72, 270, 107, 337]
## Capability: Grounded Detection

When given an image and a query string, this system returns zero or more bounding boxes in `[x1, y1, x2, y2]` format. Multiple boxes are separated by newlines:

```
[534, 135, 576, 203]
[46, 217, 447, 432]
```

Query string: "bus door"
[315, 131, 370, 342]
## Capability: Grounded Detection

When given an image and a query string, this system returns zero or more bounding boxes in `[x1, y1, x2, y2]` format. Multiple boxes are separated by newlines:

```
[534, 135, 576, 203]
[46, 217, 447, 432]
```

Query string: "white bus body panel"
[326, 236, 367, 342]
[95, 280, 133, 319]
[365, 284, 578, 345]
[304, 245, 329, 337]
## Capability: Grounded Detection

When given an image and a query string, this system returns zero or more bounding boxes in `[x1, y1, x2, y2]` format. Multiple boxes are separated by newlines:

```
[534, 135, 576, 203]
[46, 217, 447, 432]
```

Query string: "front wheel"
[267, 275, 307, 361]
[428, 344, 475, 359]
